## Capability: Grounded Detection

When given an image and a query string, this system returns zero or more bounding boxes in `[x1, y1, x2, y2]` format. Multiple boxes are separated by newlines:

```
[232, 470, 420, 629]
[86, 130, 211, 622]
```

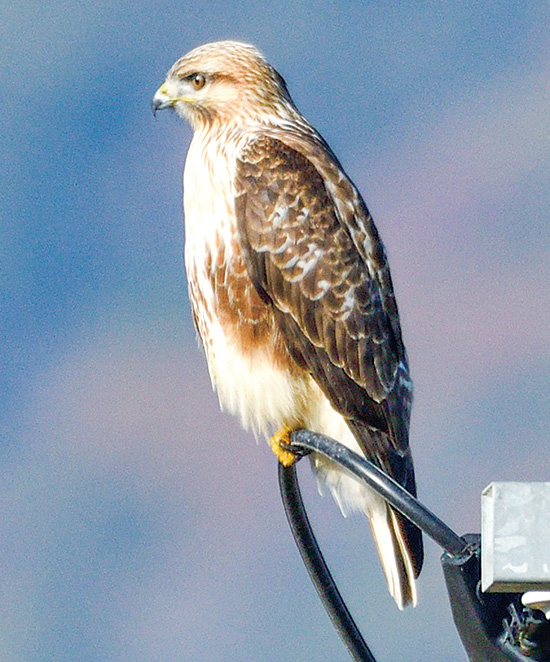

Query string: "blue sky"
[2, 2, 550, 660]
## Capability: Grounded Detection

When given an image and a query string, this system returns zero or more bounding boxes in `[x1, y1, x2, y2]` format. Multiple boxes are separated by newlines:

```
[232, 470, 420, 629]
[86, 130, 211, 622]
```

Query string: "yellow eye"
[191, 73, 206, 90]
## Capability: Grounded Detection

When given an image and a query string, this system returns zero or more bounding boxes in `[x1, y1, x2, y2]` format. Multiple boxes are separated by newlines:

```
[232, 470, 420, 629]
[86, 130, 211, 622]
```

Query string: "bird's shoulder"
[237, 127, 388, 269]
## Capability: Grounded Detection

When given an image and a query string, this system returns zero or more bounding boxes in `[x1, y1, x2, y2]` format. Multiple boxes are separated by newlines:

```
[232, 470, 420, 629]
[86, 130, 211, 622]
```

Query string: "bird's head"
[152, 41, 296, 130]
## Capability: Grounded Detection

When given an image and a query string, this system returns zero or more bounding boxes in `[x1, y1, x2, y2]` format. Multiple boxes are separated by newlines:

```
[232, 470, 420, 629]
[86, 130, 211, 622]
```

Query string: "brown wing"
[235, 134, 422, 575]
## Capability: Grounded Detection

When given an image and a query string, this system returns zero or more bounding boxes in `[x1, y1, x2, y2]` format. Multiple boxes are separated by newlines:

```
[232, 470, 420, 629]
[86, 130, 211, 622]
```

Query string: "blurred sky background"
[2, 2, 550, 660]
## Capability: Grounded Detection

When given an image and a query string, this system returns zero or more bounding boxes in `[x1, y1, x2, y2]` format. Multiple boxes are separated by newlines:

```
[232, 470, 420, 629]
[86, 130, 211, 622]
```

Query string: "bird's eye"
[190, 73, 206, 90]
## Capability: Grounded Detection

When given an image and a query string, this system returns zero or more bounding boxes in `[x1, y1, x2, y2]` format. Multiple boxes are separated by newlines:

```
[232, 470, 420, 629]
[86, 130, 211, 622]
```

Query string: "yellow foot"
[270, 427, 297, 467]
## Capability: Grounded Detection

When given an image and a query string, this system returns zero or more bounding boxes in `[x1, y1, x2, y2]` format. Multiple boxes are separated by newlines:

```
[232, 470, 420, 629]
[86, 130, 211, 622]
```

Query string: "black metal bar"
[441, 534, 550, 662]
[288, 429, 468, 557]
[279, 429, 550, 662]
[278, 462, 378, 662]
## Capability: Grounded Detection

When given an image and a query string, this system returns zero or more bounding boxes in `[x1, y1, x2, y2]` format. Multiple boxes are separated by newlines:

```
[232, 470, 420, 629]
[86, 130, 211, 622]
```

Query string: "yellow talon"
[270, 427, 297, 467]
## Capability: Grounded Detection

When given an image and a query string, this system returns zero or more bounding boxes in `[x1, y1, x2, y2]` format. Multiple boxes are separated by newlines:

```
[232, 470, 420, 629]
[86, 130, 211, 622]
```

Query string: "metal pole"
[279, 462, 378, 662]
[289, 429, 468, 556]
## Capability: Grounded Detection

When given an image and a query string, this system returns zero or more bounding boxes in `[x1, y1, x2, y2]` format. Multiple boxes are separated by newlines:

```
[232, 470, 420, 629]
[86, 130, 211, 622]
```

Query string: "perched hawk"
[152, 41, 423, 608]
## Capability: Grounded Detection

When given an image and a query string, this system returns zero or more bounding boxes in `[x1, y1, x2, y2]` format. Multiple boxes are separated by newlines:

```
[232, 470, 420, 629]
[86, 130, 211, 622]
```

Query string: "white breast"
[183, 129, 241, 280]
[182, 129, 311, 433]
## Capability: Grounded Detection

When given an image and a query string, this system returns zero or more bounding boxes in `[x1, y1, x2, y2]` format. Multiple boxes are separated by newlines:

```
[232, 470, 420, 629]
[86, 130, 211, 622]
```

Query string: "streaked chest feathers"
[182, 130, 310, 433]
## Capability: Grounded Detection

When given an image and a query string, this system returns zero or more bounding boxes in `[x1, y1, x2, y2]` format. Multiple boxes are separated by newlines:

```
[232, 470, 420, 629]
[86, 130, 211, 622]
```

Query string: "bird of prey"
[152, 40, 423, 609]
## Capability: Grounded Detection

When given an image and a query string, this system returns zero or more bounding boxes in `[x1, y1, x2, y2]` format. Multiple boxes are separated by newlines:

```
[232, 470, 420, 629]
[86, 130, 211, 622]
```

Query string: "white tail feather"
[370, 505, 417, 609]
[312, 452, 417, 609]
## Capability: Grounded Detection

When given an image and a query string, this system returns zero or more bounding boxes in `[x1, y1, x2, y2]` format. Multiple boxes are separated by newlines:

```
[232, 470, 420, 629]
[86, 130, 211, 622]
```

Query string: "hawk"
[152, 41, 423, 609]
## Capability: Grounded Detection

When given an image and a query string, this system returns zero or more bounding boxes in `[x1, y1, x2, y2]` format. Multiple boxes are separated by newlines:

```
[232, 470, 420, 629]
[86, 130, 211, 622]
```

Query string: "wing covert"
[235, 134, 411, 457]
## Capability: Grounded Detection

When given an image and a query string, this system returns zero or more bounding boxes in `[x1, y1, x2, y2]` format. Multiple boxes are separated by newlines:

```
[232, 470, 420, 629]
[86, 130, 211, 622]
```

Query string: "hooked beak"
[152, 83, 175, 116]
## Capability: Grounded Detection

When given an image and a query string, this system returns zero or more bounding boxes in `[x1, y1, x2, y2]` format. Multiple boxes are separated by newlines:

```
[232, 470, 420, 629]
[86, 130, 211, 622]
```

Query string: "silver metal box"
[482, 482, 550, 593]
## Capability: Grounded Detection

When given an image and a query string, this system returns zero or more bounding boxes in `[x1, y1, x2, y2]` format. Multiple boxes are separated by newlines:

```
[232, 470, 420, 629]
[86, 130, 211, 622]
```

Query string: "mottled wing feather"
[236, 135, 405, 429]
[235, 135, 422, 576]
